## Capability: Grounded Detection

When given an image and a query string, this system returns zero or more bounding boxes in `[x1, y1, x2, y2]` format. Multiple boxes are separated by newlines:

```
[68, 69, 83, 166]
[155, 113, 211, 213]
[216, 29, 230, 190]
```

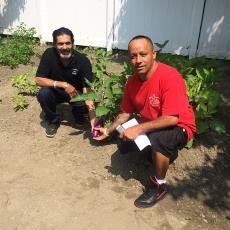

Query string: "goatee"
[59, 52, 72, 59]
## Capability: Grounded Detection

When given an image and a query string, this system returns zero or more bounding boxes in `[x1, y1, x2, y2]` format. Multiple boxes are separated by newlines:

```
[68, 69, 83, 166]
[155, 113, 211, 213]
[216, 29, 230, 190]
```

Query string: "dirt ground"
[0, 54, 230, 230]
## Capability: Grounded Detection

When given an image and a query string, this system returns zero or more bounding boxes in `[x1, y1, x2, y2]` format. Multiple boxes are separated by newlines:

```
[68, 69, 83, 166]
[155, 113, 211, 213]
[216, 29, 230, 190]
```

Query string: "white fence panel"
[197, 0, 230, 59]
[0, 0, 40, 35]
[1, 0, 230, 59]
[113, 0, 205, 56]
[0, 0, 111, 48]
[37, 0, 109, 47]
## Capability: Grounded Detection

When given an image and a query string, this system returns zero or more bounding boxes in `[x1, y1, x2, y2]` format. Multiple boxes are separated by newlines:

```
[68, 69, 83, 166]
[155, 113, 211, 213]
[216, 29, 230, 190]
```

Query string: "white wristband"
[53, 81, 57, 88]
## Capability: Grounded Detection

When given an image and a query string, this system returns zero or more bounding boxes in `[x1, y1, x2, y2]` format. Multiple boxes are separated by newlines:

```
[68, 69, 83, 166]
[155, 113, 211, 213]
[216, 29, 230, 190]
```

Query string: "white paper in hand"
[116, 118, 151, 151]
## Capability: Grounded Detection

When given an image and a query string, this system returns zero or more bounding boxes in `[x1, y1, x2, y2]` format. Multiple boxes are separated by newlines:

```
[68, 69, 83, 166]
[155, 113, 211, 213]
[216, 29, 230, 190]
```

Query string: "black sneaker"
[45, 123, 59, 138]
[134, 176, 167, 208]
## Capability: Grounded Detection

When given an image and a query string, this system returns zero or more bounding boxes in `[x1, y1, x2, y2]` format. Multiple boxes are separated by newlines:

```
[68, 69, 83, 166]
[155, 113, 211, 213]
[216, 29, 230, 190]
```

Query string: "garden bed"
[0, 54, 229, 230]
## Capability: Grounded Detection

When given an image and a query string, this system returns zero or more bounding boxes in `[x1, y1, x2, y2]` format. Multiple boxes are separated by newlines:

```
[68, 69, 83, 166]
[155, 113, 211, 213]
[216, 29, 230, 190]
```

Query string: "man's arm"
[35, 76, 77, 98]
[121, 115, 178, 140]
[82, 86, 96, 130]
[36, 76, 65, 88]
[93, 112, 131, 140]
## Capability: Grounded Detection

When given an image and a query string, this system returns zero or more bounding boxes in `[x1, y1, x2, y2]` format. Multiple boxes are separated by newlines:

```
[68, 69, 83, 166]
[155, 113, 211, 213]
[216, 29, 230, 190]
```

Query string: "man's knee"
[37, 87, 54, 103]
[71, 101, 88, 114]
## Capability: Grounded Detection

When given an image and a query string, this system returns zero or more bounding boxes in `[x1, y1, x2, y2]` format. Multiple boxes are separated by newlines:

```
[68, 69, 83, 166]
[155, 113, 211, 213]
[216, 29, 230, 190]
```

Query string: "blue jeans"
[37, 87, 87, 124]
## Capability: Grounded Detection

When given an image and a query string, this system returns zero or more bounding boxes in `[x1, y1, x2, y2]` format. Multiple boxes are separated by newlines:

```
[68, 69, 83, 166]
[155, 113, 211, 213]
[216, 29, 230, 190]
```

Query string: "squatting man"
[94, 35, 196, 208]
[35, 27, 96, 137]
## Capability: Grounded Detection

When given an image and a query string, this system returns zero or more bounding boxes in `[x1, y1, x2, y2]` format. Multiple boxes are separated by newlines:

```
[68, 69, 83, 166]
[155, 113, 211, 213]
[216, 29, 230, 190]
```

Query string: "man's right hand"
[64, 82, 77, 98]
[93, 127, 109, 141]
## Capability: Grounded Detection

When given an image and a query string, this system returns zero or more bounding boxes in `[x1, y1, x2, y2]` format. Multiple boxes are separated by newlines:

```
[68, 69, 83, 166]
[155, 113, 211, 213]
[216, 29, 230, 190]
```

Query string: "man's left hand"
[120, 125, 141, 141]
[85, 100, 95, 111]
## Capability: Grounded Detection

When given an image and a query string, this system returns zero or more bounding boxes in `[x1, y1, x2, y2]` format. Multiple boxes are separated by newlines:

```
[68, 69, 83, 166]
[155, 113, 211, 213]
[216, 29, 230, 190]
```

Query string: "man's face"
[55, 34, 73, 60]
[128, 38, 156, 80]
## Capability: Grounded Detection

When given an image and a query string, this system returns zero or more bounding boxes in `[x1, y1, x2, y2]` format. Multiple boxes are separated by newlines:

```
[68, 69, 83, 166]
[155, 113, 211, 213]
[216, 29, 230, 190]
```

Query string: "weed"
[12, 95, 29, 111]
[11, 68, 38, 111]
[11, 72, 38, 95]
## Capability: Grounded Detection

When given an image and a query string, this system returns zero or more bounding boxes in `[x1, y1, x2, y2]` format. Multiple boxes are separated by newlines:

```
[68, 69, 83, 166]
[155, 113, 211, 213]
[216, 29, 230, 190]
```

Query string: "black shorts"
[117, 126, 187, 163]
[147, 126, 187, 162]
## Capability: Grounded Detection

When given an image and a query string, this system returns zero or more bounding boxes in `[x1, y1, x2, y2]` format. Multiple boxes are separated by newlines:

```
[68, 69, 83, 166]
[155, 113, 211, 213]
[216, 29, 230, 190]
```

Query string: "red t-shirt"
[121, 62, 196, 141]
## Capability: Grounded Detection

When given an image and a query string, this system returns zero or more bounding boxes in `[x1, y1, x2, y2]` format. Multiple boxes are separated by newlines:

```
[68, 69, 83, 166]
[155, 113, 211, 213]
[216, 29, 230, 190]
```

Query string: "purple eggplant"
[92, 119, 104, 137]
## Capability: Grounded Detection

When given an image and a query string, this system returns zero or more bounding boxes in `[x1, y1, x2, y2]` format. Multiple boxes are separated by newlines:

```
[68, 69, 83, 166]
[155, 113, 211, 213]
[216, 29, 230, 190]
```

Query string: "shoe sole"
[45, 133, 56, 138]
[134, 191, 167, 209]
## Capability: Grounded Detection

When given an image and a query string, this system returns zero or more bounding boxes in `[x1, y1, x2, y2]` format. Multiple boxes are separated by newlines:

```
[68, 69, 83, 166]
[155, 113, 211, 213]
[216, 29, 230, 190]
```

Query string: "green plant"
[11, 72, 38, 95]
[12, 95, 29, 111]
[82, 46, 112, 75]
[71, 47, 132, 126]
[157, 52, 225, 135]
[186, 69, 225, 134]
[11, 68, 38, 111]
[0, 23, 37, 68]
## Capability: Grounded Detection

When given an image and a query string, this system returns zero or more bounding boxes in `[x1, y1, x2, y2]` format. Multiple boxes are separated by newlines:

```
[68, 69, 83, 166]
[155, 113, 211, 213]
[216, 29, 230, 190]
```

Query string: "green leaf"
[96, 106, 110, 117]
[195, 68, 203, 79]
[200, 89, 219, 101]
[203, 68, 209, 75]
[123, 62, 133, 75]
[195, 109, 205, 119]
[210, 119, 225, 134]
[108, 73, 120, 82]
[112, 87, 123, 95]
[199, 102, 207, 112]
[104, 78, 113, 98]
[196, 120, 209, 134]
[186, 138, 193, 149]
[70, 92, 98, 102]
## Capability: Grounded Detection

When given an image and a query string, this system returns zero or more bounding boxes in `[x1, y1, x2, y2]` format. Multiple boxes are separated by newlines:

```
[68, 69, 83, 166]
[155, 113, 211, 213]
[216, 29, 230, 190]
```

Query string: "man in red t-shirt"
[94, 35, 196, 208]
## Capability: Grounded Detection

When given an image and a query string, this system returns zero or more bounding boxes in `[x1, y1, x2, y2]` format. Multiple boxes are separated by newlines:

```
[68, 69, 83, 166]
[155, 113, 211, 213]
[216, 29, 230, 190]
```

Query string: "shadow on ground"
[171, 133, 230, 212]
[105, 149, 153, 186]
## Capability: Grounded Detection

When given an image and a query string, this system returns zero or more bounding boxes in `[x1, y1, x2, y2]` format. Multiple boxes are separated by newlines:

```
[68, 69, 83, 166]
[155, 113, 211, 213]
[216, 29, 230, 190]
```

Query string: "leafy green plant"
[82, 46, 112, 75]
[11, 68, 38, 111]
[11, 72, 38, 95]
[0, 23, 37, 68]
[157, 47, 225, 135]
[186, 71, 225, 134]
[71, 47, 132, 126]
[12, 95, 29, 111]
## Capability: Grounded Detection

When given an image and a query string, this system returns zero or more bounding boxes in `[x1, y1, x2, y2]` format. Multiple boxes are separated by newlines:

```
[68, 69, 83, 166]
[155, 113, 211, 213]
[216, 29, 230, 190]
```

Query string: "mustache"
[58, 48, 72, 53]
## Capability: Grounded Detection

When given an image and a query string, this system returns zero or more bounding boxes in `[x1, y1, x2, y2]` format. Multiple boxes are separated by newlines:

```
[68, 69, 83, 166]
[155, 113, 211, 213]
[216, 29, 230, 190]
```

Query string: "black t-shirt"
[36, 47, 93, 92]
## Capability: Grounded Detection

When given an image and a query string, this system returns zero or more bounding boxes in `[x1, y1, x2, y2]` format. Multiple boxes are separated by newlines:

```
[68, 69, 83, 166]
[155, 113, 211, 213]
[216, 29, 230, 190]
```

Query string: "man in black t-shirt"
[36, 27, 96, 137]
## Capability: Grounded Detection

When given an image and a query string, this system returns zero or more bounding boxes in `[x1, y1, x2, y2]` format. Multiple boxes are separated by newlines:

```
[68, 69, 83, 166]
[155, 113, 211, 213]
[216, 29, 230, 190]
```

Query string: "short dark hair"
[52, 27, 74, 44]
[128, 35, 154, 50]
